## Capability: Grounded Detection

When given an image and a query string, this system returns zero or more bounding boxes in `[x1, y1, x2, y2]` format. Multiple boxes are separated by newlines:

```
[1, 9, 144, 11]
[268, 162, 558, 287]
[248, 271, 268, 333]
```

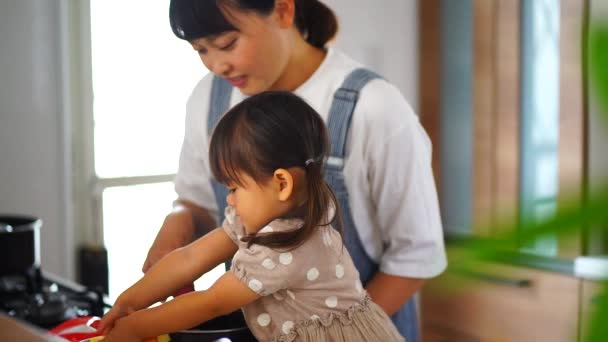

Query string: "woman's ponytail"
[294, 0, 339, 49]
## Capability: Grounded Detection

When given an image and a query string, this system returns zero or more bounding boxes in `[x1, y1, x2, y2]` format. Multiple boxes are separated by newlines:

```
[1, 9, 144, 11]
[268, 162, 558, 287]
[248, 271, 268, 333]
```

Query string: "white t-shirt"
[174, 48, 447, 279]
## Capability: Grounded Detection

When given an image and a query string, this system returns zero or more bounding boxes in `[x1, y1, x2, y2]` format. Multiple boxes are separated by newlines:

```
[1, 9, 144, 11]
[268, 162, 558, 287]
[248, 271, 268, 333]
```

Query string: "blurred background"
[0, 0, 607, 341]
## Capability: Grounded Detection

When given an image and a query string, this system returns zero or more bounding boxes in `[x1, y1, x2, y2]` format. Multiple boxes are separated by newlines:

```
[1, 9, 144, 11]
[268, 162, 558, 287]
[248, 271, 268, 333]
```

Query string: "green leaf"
[587, 284, 608, 342]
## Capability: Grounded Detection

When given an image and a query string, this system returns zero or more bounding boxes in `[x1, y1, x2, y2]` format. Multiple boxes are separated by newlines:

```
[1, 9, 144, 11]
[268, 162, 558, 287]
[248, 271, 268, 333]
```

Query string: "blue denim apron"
[206, 70, 418, 341]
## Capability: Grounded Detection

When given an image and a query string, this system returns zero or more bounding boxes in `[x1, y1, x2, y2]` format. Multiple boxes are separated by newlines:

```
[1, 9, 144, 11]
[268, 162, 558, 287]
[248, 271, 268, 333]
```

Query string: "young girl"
[144, 1, 447, 340]
[99, 91, 404, 342]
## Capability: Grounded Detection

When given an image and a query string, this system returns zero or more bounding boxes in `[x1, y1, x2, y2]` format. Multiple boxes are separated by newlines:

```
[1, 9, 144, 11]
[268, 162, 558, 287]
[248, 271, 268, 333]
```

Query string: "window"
[518, 0, 560, 255]
[88, 0, 223, 301]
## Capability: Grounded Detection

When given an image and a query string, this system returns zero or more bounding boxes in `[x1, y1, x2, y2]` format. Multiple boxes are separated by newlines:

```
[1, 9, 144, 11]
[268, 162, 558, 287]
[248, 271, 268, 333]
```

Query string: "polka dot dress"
[222, 206, 404, 342]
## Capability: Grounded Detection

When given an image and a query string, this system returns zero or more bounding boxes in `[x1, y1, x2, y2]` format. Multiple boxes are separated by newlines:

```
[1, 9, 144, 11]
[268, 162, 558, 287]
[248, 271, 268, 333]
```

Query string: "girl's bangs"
[211, 136, 245, 187]
[210, 118, 258, 188]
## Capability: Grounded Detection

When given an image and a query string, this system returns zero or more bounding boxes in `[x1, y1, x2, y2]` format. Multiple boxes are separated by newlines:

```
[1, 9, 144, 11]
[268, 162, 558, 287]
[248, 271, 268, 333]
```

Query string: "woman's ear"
[273, 168, 294, 201]
[274, 0, 296, 28]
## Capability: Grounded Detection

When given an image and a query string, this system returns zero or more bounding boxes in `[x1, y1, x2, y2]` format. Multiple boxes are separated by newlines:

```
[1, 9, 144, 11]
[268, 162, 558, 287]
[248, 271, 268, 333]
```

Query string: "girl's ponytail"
[294, 0, 339, 49]
[304, 158, 343, 240]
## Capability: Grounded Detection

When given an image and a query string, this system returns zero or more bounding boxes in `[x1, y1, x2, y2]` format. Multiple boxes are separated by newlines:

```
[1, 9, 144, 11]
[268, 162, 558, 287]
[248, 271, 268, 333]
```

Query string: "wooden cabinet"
[421, 262, 580, 342]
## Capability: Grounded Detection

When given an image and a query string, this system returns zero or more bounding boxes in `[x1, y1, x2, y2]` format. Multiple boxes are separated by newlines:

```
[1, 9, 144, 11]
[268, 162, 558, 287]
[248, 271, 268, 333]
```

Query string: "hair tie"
[305, 159, 315, 167]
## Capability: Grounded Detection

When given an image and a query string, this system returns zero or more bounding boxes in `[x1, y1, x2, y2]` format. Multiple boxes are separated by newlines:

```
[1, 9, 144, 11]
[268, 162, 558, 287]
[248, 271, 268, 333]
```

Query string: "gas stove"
[0, 266, 108, 329]
[0, 215, 255, 341]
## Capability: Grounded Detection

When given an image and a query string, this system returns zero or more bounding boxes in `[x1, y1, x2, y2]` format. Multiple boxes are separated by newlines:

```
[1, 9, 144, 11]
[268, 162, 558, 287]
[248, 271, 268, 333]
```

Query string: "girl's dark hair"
[169, 0, 338, 49]
[209, 91, 341, 249]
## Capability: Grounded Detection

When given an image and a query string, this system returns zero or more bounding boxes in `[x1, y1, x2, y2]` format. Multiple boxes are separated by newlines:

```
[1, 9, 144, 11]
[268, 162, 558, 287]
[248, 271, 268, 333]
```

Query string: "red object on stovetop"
[49, 316, 102, 342]
[49, 316, 170, 342]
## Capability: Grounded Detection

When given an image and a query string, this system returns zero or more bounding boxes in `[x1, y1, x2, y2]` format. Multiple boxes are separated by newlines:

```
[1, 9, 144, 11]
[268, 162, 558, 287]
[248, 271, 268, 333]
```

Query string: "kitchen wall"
[0, 0, 419, 281]
[326, 0, 419, 111]
[0, 0, 74, 278]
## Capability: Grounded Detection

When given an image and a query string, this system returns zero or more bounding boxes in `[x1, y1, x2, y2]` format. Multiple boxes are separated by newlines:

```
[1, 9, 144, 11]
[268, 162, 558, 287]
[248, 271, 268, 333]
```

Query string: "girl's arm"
[98, 228, 237, 332]
[107, 272, 260, 341]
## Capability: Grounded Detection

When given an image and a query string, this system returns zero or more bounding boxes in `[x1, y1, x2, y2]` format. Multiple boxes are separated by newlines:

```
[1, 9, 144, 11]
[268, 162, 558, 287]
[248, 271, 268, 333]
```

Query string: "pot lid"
[0, 215, 41, 233]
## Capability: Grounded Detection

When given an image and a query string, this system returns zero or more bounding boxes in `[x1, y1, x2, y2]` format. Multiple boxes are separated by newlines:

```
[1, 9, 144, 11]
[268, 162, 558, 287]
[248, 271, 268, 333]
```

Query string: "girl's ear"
[273, 0, 296, 29]
[273, 168, 294, 201]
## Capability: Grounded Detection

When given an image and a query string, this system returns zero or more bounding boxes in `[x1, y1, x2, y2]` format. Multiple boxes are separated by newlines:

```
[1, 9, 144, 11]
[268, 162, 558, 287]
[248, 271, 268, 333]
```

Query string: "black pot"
[0, 215, 41, 275]
[170, 310, 257, 342]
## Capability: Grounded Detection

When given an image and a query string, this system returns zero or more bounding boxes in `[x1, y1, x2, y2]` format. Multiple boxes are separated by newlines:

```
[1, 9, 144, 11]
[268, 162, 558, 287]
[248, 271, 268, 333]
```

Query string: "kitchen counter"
[0, 313, 56, 342]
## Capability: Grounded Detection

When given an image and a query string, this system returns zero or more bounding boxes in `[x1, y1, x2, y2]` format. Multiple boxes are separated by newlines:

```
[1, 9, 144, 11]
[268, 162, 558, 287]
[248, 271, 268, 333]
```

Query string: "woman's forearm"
[365, 272, 425, 316]
[175, 200, 218, 238]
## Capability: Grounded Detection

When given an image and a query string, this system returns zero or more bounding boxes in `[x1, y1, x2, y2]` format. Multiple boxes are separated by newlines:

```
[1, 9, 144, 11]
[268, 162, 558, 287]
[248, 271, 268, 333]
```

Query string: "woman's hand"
[97, 300, 136, 334]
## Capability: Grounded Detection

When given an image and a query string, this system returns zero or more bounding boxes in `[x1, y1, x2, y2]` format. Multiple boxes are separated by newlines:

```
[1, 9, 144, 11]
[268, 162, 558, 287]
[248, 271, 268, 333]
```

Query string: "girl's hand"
[101, 317, 140, 342]
[97, 301, 136, 334]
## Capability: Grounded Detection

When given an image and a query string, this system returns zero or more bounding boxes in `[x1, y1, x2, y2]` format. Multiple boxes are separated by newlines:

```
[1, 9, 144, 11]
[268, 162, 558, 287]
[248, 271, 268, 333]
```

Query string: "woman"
[143, 1, 447, 340]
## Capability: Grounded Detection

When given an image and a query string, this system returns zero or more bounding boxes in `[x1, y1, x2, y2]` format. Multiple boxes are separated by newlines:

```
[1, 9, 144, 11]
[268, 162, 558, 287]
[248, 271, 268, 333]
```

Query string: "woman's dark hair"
[209, 91, 341, 249]
[169, 0, 338, 49]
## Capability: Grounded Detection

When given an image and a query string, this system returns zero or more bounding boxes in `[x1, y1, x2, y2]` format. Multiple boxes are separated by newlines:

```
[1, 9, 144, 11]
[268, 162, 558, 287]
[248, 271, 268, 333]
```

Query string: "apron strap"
[326, 68, 382, 168]
[207, 76, 233, 225]
[207, 75, 233, 136]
